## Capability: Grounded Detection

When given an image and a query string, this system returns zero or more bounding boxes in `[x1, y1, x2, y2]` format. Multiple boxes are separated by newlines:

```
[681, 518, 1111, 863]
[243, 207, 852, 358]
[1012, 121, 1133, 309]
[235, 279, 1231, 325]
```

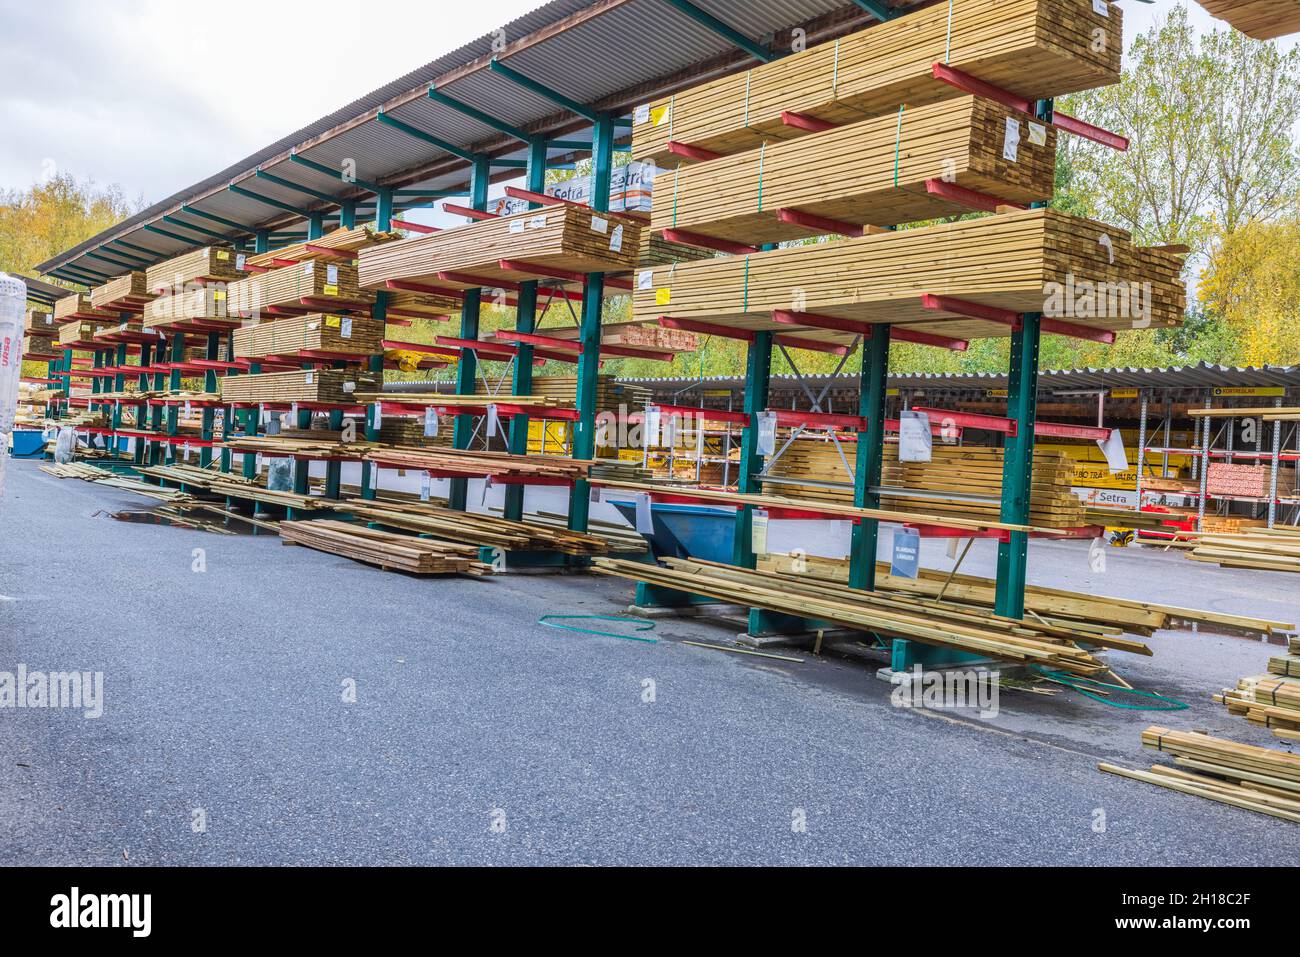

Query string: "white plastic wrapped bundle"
[0, 272, 26, 435]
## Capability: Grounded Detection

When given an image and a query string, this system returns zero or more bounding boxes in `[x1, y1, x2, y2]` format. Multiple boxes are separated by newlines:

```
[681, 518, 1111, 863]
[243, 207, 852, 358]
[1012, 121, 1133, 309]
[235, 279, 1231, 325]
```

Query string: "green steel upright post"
[504, 137, 549, 523]
[848, 326, 891, 589]
[731, 331, 774, 568]
[200, 331, 220, 467]
[994, 313, 1042, 619]
[340, 201, 356, 231]
[567, 111, 616, 533]
[308, 213, 325, 241]
[449, 155, 492, 511]
[359, 189, 393, 501]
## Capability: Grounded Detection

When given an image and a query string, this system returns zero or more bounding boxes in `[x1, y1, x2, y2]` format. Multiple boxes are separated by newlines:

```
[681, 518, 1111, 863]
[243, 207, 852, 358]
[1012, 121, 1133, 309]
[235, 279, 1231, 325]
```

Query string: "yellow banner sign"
[1212, 387, 1284, 397]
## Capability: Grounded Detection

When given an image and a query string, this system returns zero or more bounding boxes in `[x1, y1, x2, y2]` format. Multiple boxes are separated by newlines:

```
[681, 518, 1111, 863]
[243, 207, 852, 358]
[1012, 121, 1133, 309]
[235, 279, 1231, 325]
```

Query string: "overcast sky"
[0, 0, 1291, 206]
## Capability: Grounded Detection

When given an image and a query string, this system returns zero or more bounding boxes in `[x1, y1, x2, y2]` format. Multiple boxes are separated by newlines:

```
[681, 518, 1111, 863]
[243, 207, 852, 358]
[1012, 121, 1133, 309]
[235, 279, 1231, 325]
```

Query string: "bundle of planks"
[53, 294, 114, 323]
[345, 499, 610, 555]
[357, 205, 643, 291]
[90, 272, 155, 310]
[1219, 673, 1300, 739]
[477, 375, 645, 412]
[635, 209, 1186, 341]
[243, 226, 401, 269]
[757, 551, 1295, 641]
[279, 520, 493, 576]
[1187, 525, 1300, 573]
[24, 309, 54, 333]
[763, 440, 1088, 527]
[143, 287, 234, 330]
[1101, 727, 1300, 824]
[594, 557, 1113, 674]
[40, 462, 195, 503]
[24, 334, 56, 356]
[1196, 0, 1300, 39]
[358, 391, 569, 409]
[1206, 462, 1295, 497]
[219, 369, 380, 405]
[653, 96, 1057, 245]
[542, 321, 699, 352]
[368, 446, 592, 483]
[232, 314, 385, 359]
[227, 260, 369, 314]
[632, 0, 1121, 168]
[58, 319, 113, 348]
[145, 247, 247, 294]
[377, 419, 452, 448]
[219, 434, 377, 461]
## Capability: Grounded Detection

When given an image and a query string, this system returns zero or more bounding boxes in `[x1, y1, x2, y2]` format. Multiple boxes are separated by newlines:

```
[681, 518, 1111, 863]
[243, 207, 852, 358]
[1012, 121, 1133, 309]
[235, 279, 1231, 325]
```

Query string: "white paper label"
[638, 269, 654, 291]
[1028, 122, 1047, 147]
[340, 317, 352, 339]
[609, 225, 624, 253]
[1003, 117, 1021, 162]
[509, 219, 525, 234]
[756, 411, 778, 457]
[751, 509, 769, 556]
[305, 372, 314, 384]
[529, 216, 547, 230]
[485, 403, 500, 439]
[645, 406, 661, 447]
[326, 264, 339, 285]
[634, 104, 650, 125]
[590, 215, 608, 235]
[420, 473, 431, 502]
[303, 261, 314, 275]
[372, 403, 383, 429]
[424, 407, 439, 438]
[236, 254, 247, 270]
[899, 410, 933, 462]
[1093, 0, 1109, 16]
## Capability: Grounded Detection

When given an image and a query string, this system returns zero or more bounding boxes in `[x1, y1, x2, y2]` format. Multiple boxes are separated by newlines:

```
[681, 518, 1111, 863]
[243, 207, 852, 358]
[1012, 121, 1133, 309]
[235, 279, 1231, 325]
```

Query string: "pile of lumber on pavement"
[757, 551, 1296, 641]
[1101, 727, 1300, 824]
[594, 556, 1121, 674]
[763, 440, 1088, 528]
[1187, 525, 1300, 573]
[1196, 0, 1300, 40]
[357, 205, 643, 291]
[146, 247, 247, 294]
[345, 499, 611, 555]
[40, 462, 194, 503]
[220, 369, 380, 405]
[367, 446, 592, 482]
[1219, 673, 1300, 740]
[232, 314, 385, 359]
[653, 96, 1056, 246]
[632, 0, 1122, 168]
[634, 209, 1186, 341]
[279, 520, 492, 576]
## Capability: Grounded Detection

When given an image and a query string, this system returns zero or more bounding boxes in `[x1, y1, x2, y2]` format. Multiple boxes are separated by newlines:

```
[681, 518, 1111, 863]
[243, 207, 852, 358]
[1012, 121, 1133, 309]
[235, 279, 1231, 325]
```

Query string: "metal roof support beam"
[144, 223, 205, 246]
[375, 188, 394, 232]
[656, 0, 773, 62]
[288, 152, 381, 193]
[255, 169, 340, 204]
[109, 240, 164, 259]
[95, 245, 152, 267]
[85, 251, 139, 272]
[52, 266, 105, 285]
[340, 201, 356, 230]
[308, 213, 325, 241]
[849, 0, 897, 20]
[375, 109, 478, 163]
[427, 85, 533, 143]
[488, 59, 599, 122]
[162, 214, 229, 241]
[180, 205, 254, 235]
[228, 184, 313, 218]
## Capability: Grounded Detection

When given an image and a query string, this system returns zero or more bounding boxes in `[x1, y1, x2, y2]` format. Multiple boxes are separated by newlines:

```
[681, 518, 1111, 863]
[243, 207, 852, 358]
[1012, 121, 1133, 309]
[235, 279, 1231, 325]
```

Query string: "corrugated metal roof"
[38, 0, 890, 283]
[624, 363, 1300, 393]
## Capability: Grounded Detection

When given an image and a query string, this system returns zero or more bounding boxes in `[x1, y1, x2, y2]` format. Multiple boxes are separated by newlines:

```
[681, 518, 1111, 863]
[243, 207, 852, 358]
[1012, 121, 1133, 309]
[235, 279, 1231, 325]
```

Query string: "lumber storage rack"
[33, 0, 1128, 663]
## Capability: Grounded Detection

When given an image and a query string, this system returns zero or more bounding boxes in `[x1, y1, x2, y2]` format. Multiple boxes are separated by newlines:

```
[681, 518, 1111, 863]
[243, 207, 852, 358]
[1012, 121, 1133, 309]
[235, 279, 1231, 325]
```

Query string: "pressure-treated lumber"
[1196, 0, 1300, 39]
[145, 247, 246, 293]
[1219, 673, 1300, 735]
[654, 96, 1057, 244]
[594, 557, 1113, 674]
[346, 499, 610, 555]
[357, 205, 643, 291]
[233, 314, 385, 359]
[632, 0, 1122, 167]
[227, 260, 368, 314]
[279, 519, 492, 576]
[219, 369, 380, 405]
[635, 209, 1186, 341]
[1187, 526, 1300, 573]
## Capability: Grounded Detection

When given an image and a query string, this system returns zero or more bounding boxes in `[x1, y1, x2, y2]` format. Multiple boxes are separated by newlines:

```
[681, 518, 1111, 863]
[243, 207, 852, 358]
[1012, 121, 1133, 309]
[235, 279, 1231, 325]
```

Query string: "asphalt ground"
[2, 458, 1299, 865]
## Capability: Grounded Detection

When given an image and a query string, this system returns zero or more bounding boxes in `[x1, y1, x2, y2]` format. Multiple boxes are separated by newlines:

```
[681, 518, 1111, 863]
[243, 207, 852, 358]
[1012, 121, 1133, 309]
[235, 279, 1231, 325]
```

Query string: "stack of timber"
[345, 499, 611, 556]
[39, 462, 194, 503]
[757, 551, 1296, 640]
[90, 272, 155, 310]
[367, 446, 592, 483]
[654, 96, 1056, 245]
[358, 391, 570, 410]
[219, 369, 380, 405]
[764, 440, 1088, 528]
[219, 434, 378, 461]
[53, 293, 114, 324]
[542, 321, 699, 352]
[1187, 525, 1300, 573]
[1196, 0, 1300, 40]
[143, 286, 235, 330]
[595, 557, 1115, 674]
[25, 309, 55, 333]
[279, 520, 492, 576]
[227, 260, 369, 314]
[1100, 727, 1300, 824]
[477, 375, 643, 412]
[243, 226, 401, 269]
[1219, 673, 1300, 740]
[1206, 462, 1296, 497]
[632, 0, 1122, 168]
[58, 319, 114, 349]
[634, 209, 1186, 341]
[638, 234, 716, 268]
[357, 205, 643, 291]
[145, 247, 247, 294]
[24, 333, 56, 357]
[232, 314, 385, 359]
[378, 419, 452, 448]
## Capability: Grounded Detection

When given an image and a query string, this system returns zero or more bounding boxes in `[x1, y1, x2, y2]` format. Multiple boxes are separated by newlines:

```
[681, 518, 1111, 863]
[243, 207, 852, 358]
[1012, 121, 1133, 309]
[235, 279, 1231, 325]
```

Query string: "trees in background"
[0, 173, 141, 282]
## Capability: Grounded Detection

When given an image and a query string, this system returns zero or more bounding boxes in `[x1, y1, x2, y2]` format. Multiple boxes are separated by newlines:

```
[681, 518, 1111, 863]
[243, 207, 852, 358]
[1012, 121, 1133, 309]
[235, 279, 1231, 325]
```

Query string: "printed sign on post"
[756, 411, 778, 457]
[751, 509, 769, 557]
